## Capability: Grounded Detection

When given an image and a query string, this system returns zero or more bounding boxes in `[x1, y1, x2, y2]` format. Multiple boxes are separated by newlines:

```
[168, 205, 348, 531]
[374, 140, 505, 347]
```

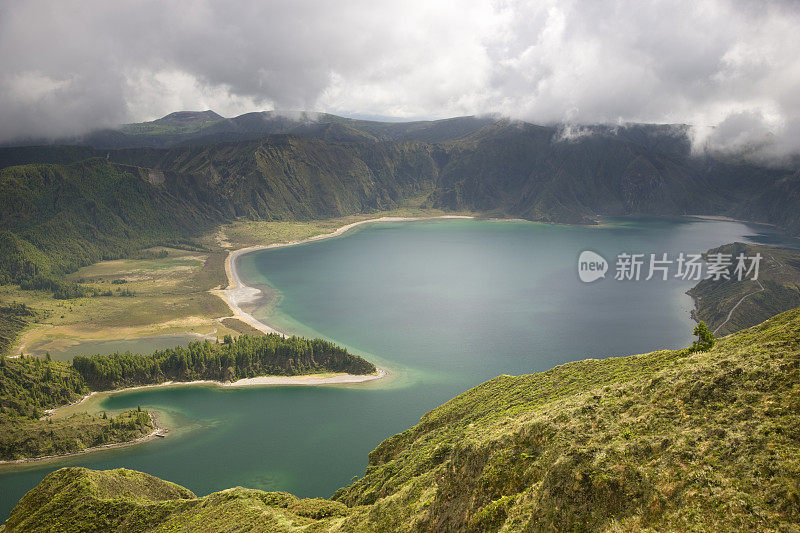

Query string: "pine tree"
[691, 321, 715, 352]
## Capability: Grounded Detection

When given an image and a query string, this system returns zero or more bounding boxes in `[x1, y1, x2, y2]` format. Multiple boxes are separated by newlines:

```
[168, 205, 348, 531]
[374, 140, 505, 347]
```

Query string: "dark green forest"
[72, 334, 377, 390]
[0, 355, 87, 419]
[0, 160, 217, 286]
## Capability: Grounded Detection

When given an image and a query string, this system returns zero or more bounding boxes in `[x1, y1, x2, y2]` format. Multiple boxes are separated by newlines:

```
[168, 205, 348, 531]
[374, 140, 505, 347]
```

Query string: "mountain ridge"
[1, 114, 799, 285]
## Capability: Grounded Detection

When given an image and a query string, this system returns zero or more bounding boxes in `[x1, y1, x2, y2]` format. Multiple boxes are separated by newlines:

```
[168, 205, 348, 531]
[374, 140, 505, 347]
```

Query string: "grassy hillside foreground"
[5, 308, 800, 531]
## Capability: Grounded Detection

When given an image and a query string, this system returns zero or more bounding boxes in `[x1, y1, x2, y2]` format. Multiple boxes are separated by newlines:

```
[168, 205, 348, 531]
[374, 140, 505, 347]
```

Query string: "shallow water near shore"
[1, 216, 797, 520]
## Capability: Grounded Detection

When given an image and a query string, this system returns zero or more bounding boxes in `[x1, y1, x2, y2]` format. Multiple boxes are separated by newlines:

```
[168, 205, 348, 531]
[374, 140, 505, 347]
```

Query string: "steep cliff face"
[145, 137, 440, 220]
[1, 117, 798, 283]
[0, 160, 217, 282]
[688, 243, 800, 335]
[731, 170, 800, 234]
[0, 138, 441, 281]
[620, 155, 668, 210]
[429, 121, 795, 226]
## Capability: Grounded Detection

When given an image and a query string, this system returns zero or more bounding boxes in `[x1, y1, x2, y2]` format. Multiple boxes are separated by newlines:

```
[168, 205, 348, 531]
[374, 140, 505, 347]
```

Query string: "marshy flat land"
[6, 204, 472, 359]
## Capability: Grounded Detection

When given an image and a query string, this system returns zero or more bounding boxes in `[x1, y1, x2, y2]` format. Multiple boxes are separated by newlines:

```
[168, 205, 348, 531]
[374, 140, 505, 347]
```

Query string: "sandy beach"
[46, 368, 388, 418]
[6, 216, 466, 464]
[689, 214, 777, 227]
[212, 215, 474, 337]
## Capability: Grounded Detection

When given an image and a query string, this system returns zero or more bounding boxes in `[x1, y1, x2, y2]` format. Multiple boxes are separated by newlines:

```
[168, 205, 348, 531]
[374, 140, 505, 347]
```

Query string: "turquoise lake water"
[1, 217, 796, 520]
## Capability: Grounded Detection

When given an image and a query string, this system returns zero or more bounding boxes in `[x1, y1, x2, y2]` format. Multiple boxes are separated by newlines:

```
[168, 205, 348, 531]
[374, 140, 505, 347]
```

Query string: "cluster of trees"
[1, 333, 374, 421]
[0, 355, 87, 419]
[18, 275, 88, 299]
[93, 287, 135, 297]
[16, 274, 137, 300]
[72, 334, 376, 390]
[0, 355, 154, 460]
[0, 331, 376, 459]
[0, 409, 153, 460]
[131, 249, 170, 260]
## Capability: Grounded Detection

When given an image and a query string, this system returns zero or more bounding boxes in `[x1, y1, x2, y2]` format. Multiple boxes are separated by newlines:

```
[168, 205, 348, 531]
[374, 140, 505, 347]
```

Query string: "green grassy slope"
[8, 307, 800, 531]
[333, 307, 800, 531]
[2, 468, 350, 532]
[0, 159, 218, 283]
[689, 243, 800, 335]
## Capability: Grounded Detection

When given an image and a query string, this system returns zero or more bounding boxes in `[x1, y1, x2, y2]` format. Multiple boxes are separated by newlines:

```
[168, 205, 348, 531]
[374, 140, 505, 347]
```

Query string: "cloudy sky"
[1, 0, 799, 156]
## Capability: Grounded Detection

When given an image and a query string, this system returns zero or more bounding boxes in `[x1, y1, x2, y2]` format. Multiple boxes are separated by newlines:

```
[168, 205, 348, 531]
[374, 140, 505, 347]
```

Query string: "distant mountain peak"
[152, 110, 224, 125]
[118, 110, 225, 136]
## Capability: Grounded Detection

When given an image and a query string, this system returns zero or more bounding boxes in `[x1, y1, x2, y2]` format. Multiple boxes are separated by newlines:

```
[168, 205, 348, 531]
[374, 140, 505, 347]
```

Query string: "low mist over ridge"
[1, 109, 799, 291]
[4, 109, 798, 168]
[2, 1, 800, 161]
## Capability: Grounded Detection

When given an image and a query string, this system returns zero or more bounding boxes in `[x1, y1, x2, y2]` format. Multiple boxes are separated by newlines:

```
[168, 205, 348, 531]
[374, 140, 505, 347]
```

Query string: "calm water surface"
[1, 217, 796, 519]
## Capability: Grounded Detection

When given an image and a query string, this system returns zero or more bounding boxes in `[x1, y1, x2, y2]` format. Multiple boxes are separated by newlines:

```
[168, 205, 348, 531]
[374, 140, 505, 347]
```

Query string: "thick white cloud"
[0, 0, 799, 158]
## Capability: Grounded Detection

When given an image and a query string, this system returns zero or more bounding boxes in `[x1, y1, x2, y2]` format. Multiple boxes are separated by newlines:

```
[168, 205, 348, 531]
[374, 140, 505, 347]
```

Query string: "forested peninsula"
[0, 334, 375, 461]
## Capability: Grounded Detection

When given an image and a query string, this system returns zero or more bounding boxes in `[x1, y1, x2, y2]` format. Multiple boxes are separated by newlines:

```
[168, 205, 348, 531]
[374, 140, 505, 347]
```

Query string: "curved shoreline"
[6, 217, 419, 465]
[47, 368, 388, 417]
[212, 215, 474, 338]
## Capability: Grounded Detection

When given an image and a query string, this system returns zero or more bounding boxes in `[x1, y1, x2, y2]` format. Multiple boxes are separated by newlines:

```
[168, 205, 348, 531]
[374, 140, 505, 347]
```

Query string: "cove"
[1, 216, 796, 520]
